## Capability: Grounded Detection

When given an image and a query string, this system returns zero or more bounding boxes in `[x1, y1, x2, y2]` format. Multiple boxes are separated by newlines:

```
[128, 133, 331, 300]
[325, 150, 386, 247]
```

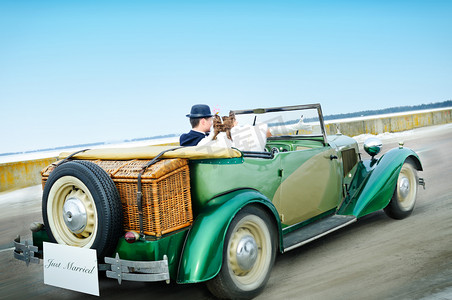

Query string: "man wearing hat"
[180, 104, 213, 146]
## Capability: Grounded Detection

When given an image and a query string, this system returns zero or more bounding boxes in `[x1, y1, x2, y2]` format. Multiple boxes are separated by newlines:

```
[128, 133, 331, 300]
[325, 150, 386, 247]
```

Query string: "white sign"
[43, 242, 99, 296]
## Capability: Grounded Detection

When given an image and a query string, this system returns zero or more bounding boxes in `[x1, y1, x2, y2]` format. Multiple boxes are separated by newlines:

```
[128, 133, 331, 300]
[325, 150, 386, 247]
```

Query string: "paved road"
[1, 124, 451, 299]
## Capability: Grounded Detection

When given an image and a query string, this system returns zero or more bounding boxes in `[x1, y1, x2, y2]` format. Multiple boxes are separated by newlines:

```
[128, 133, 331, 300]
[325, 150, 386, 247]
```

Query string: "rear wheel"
[207, 206, 277, 299]
[42, 160, 122, 258]
[384, 159, 418, 220]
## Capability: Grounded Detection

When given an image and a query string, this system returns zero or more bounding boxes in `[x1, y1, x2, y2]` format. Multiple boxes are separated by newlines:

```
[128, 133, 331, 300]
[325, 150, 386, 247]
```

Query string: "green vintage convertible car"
[14, 104, 424, 299]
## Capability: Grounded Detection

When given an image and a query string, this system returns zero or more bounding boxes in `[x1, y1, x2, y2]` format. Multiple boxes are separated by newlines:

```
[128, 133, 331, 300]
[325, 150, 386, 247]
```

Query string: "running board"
[283, 215, 357, 252]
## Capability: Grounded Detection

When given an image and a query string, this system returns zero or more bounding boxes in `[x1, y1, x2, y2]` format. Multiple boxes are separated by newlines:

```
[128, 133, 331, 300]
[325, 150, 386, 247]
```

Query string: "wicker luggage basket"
[41, 158, 192, 237]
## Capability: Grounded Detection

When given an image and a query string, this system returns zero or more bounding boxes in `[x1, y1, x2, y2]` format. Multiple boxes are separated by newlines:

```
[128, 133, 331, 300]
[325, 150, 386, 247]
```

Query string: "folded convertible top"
[58, 145, 242, 160]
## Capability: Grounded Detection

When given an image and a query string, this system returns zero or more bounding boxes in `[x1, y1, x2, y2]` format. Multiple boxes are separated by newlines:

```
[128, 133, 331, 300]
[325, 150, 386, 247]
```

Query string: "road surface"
[1, 124, 451, 299]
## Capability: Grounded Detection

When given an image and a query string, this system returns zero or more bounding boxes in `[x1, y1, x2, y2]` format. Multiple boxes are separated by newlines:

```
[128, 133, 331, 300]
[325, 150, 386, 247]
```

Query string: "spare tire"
[42, 160, 122, 258]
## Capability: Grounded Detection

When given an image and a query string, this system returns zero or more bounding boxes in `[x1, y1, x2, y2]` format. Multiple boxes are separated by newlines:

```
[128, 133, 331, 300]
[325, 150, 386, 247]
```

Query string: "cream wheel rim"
[227, 215, 272, 291]
[47, 176, 98, 247]
[397, 164, 417, 211]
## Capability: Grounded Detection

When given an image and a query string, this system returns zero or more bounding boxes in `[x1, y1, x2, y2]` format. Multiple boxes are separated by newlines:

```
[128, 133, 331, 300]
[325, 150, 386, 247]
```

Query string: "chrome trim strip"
[232, 103, 322, 115]
[281, 210, 338, 233]
[283, 218, 357, 252]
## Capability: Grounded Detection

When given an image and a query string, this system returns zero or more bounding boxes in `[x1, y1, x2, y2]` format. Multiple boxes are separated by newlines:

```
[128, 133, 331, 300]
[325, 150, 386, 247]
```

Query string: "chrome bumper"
[14, 235, 171, 284]
[105, 253, 170, 284]
[13, 236, 40, 266]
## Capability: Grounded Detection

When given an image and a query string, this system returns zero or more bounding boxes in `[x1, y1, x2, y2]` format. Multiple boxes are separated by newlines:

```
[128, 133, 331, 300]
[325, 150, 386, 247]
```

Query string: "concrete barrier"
[324, 108, 452, 136]
[1, 108, 451, 192]
[0, 157, 57, 192]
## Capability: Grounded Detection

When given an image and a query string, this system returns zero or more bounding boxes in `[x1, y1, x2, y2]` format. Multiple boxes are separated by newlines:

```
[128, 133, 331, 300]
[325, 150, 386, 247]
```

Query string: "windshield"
[231, 104, 325, 139]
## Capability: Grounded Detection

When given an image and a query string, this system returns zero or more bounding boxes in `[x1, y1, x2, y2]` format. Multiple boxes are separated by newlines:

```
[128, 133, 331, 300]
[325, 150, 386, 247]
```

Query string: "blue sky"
[1, 0, 451, 153]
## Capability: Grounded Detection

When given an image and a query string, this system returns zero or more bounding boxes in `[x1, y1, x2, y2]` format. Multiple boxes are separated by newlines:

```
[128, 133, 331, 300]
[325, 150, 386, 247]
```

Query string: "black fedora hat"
[186, 104, 213, 118]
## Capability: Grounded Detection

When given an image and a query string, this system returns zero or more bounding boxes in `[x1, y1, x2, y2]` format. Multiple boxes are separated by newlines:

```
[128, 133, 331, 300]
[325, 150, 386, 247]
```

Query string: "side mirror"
[364, 137, 382, 157]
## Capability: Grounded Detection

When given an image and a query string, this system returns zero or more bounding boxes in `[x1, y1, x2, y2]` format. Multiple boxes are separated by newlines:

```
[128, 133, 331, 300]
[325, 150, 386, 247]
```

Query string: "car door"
[272, 145, 342, 226]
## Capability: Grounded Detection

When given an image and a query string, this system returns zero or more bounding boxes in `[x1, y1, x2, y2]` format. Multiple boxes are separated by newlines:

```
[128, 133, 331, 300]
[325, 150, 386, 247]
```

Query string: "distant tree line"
[125, 133, 178, 143]
[1, 100, 450, 156]
[0, 134, 179, 157]
[323, 100, 452, 121]
[270, 100, 452, 126]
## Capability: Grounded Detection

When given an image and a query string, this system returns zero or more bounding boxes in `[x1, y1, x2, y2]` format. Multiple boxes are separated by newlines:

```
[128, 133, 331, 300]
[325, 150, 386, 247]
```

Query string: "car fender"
[176, 188, 281, 284]
[344, 147, 422, 218]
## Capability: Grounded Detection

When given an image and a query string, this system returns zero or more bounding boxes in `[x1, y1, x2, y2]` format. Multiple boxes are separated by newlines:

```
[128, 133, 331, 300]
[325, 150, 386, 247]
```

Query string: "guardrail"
[1, 108, 451, 192]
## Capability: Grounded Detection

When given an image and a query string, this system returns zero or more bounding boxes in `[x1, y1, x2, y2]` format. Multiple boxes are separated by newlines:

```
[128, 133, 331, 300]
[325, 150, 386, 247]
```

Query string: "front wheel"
[384, 159, 419, 220]
[207, 206, 277, 299]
